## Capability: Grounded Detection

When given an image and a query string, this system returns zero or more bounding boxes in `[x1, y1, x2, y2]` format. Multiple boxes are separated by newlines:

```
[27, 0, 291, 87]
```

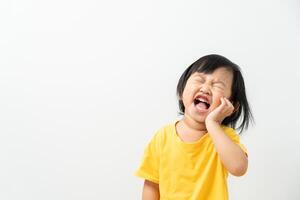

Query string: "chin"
[191, 112, 208, 123]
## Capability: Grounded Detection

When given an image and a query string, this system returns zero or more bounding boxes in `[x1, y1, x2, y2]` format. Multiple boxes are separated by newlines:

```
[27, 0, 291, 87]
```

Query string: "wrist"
[205, 120, 221, 132]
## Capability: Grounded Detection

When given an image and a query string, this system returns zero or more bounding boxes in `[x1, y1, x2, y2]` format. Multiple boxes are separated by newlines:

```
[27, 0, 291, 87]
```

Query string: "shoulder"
[221, 125, 248, 156]
[150, 121, 176, 144]
[221, 125, 236, 134]
[221, 125, 240, 141]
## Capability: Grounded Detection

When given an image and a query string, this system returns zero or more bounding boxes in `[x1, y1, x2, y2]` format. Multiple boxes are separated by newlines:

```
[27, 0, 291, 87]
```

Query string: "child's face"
[181, 67, 234, 123]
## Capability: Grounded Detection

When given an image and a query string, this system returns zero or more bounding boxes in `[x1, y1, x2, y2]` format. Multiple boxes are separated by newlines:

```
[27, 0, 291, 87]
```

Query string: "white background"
[0, 0, 299, 199]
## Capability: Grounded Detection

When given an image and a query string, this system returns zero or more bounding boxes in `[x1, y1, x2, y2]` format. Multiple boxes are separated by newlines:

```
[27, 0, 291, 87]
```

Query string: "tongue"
[196, 102, 208, 110]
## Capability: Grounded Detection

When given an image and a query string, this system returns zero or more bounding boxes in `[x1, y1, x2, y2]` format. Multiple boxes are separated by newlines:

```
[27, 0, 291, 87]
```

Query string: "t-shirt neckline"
[173, 120, 210, 147]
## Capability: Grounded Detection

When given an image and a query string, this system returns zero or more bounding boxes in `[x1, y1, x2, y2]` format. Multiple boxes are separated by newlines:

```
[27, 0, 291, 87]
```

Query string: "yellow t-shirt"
[135, 120, 248, 200]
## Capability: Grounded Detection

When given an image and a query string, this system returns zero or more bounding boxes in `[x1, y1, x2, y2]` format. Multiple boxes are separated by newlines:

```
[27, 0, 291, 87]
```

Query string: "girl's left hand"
[205, 97, 234, 125]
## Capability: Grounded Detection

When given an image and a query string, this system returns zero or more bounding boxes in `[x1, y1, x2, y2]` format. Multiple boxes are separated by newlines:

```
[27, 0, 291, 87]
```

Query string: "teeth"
[196, 98, 209, 104]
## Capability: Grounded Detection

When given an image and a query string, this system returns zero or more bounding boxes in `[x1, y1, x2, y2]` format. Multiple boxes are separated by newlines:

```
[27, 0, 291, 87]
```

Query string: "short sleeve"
[134, 132, 160, 184]
[224, 127, 248, 157]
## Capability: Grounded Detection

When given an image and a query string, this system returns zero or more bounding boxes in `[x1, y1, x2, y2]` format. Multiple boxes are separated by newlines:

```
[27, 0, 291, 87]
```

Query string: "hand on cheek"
[205, 97, 235, 125]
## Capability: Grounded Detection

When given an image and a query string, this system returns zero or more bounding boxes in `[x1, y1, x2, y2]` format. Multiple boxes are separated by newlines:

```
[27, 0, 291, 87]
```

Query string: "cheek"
[211, 90, 231, 108]
[182, 91, 191, 106]
[213, 87, 231, 99]
[212, 90, 224, 99]
[211, 92, 224, 107]
[223, 88, 232, 99]
[182, 88, 196, 106]
[212, 97, 222, 107]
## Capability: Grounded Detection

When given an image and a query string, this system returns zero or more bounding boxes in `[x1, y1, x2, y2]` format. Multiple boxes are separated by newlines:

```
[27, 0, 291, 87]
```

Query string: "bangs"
[189, 54, 238, 76]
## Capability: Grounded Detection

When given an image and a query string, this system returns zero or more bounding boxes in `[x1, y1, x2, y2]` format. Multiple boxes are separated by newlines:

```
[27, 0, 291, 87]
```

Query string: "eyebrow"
[193, 74, 205, 79]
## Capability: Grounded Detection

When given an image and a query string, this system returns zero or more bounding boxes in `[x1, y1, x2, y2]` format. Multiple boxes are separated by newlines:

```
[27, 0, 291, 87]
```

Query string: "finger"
[223, 97, 234, 113]
[224, 97, 234, 109]
[222, 97, 231, 108]
[219, 97, 229, 114]
[219, 97, 226, 109]
[211, 97, 225, 114]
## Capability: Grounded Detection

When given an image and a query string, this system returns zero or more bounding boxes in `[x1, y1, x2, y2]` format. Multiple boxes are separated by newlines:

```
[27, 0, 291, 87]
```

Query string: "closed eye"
[213, 83, 225, 90]
[213, 81, 225, 87]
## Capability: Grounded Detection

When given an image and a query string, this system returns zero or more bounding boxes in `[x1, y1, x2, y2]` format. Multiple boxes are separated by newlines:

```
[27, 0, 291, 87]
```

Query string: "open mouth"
[193, 97, 211, 110]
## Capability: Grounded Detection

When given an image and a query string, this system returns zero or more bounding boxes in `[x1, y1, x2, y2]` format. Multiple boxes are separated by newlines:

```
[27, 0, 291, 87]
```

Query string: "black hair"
[176, 54, 254, 133]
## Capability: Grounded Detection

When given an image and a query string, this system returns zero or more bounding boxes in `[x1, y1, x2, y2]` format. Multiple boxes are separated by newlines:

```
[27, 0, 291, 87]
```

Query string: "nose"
[200, 85, 211, 95]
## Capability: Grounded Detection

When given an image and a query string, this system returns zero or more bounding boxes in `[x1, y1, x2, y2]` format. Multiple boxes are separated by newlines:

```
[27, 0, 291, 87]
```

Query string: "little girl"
[135, 54, 253, 200]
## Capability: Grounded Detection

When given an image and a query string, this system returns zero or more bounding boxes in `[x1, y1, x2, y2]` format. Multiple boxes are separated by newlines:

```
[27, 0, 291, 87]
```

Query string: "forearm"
[142, 180, 160, 200]
[206, 121, 248, 176]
